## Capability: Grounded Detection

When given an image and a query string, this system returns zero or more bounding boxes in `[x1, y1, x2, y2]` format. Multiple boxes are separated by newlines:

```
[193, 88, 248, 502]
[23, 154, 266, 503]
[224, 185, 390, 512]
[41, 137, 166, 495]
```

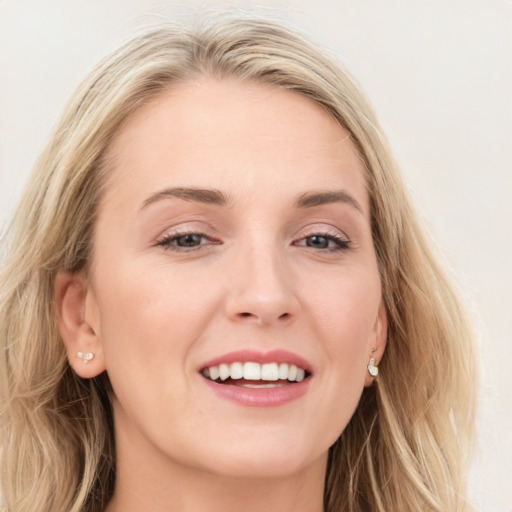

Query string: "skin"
[57, 78, 387, 512]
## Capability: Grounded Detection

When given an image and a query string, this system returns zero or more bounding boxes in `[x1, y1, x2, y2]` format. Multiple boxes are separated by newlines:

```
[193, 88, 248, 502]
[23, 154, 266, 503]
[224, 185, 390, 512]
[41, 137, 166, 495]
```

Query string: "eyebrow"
[294, 190, 364, 214]
[141, 187, 363, 214]
[141, 187, 229, 209]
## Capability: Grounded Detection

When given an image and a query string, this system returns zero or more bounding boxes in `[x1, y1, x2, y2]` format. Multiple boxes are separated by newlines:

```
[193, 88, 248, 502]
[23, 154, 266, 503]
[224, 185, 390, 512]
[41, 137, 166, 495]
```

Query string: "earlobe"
[364, 301, 388, 387]
[55, 270, 106, 378]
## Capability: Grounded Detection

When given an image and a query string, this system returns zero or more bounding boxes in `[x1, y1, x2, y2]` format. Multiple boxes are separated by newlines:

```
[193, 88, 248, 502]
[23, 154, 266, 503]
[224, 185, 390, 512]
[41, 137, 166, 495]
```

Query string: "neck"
[106, 465, 326, 512]
[104, 415, 327, 512]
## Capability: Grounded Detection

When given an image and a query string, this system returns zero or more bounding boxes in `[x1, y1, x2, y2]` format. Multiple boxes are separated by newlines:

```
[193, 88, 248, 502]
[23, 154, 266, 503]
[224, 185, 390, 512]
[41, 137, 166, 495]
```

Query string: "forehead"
[102, 77, 369, 215]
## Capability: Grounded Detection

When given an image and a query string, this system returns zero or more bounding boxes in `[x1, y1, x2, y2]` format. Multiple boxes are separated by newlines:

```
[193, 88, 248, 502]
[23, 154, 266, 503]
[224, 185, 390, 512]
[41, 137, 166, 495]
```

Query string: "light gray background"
[1, 1, 510, 510]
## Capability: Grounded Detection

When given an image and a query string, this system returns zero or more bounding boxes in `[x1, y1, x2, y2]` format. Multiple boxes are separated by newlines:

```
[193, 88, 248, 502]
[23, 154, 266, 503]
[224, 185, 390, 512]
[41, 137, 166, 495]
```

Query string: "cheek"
[301, 267, 381, 431]
[92, 262, 220, 402]
[304, 264, 381, 351]
[96, 258, 218, 342]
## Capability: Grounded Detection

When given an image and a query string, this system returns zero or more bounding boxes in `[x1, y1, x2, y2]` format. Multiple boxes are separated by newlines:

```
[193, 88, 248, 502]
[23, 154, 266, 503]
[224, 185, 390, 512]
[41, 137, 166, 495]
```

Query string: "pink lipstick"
[199, 349, 312, 407]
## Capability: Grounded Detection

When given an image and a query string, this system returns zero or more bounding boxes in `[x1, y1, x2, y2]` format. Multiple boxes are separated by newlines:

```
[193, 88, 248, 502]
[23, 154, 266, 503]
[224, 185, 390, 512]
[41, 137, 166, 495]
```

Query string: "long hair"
[0, 14, 476, 512]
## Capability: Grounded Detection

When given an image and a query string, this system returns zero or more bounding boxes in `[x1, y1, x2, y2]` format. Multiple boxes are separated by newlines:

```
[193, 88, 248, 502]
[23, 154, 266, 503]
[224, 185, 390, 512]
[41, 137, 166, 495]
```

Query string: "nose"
[224, 241, 300, 326]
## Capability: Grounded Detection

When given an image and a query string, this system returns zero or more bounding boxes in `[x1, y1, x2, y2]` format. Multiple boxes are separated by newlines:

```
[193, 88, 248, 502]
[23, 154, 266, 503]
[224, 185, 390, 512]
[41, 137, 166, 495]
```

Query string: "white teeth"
[230, 362, 243, 379]
[219, 363, 230, 381]
[243, 362, 261, 380]
[261, 363, 279, 381]
[202, 361, 308, 383]
[209, 366, 220, 380]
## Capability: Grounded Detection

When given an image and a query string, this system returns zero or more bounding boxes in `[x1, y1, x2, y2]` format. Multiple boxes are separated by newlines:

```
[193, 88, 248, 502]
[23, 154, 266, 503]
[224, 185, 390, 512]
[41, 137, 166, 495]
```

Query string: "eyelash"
[293, 230, 351, 252]
[156, 229, 350, 253]
[156, 231, 218, 252]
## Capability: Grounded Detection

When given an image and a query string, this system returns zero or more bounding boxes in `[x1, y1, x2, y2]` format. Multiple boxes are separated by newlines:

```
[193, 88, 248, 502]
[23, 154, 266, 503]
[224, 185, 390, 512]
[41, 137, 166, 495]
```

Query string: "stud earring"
[367, 357, 379, 377]
[76, 352, 95, 364]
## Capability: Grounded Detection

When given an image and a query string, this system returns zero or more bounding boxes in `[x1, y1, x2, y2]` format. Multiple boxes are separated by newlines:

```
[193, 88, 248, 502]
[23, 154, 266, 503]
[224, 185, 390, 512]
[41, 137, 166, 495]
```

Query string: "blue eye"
[174, 233, 205, 247]
[295, 233, 350, 251]
[157, 231, 349, 252]
[305, 235, 331, 249]
[157, 232, 211, 251]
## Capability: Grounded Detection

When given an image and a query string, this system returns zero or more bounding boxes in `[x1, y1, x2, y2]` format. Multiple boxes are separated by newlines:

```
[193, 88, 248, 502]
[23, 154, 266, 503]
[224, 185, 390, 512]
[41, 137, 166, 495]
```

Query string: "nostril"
[234, 311, 293, 323]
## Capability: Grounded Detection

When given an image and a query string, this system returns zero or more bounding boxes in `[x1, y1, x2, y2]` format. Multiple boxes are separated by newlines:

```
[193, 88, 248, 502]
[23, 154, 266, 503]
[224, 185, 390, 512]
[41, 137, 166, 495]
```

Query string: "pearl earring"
[367, 357, 379, 377]
[76, 352, 94, 364]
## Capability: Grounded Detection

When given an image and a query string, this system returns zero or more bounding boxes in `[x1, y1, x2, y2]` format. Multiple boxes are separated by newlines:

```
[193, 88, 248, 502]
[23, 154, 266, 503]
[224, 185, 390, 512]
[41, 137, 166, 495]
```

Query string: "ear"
[364, 300, 387, 387]
[55, 270, 106, 378]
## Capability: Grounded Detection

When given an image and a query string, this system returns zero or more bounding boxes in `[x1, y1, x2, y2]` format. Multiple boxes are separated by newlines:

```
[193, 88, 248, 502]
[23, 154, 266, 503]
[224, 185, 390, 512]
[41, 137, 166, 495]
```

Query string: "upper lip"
[199, 349, 313, 374]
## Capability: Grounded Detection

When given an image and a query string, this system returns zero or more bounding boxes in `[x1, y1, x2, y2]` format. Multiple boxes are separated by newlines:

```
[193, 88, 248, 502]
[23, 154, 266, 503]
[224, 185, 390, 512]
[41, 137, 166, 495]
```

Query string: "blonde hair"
[0, 14, 476, 512]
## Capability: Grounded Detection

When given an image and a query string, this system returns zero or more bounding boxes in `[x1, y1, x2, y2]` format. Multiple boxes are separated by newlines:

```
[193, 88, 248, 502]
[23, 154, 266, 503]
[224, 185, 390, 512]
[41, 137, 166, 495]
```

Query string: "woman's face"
[77, 78, 386, 479]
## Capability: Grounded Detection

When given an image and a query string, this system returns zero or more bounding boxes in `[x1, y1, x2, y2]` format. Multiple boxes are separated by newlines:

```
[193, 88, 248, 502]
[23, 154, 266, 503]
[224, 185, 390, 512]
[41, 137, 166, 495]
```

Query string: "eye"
[157, 231, 217, 251]
[294, 233, 350, 251]
[173, 233, 205, 247]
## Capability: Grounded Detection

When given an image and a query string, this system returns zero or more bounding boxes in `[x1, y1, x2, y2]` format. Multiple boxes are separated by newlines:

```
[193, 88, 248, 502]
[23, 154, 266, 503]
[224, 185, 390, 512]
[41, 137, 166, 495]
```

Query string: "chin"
[185, 430, 330, 480]
[208, 451, 325, 480]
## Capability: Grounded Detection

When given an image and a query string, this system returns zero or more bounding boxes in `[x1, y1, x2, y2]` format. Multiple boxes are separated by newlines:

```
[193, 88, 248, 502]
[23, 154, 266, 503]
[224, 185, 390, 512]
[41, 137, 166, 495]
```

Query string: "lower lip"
[202, 376, 311, 407]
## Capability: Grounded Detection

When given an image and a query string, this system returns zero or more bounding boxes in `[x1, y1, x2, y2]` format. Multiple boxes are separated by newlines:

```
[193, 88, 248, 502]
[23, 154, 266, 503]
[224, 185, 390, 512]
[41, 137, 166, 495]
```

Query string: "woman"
[0, 14, 476, 512]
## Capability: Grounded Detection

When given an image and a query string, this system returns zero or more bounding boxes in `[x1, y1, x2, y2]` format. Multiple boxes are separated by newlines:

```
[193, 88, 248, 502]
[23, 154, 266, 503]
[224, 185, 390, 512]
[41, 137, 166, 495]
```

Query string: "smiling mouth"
[201, 361, 310, 388]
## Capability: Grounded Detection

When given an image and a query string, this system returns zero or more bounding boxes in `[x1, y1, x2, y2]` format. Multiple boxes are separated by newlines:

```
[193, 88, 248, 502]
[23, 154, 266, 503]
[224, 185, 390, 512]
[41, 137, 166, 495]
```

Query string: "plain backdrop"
[1, 1, 511, 510]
